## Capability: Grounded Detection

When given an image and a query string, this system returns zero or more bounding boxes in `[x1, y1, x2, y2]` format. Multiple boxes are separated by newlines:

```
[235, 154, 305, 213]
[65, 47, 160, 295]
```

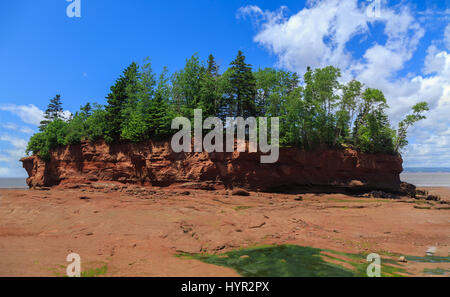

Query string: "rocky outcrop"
[21, 140, 403, 192]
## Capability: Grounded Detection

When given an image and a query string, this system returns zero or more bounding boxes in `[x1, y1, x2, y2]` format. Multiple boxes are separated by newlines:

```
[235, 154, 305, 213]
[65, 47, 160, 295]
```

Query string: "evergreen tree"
[139, 58, 157, 101]
[199, 54, 221, 119]
[147, 70, 174, 139]
[105, 62, 139, 142]
[80, 102, 92, 118]
[121, 59, 157, 142]
[229, 51, 256, 118]
[39, 94, 64, 131]
[206, 54, 219, 77]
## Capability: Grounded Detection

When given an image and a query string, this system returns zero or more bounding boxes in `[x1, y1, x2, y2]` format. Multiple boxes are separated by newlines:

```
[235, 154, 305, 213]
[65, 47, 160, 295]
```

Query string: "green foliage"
[355, 106, 396, 153]
[121, 66, 175, 142]
[228, 50, 257, 117]
[27, 119, 69, 161]
[105, 62, 140, 142]
[171, 54, 205, 118]
[39, 94, 64, 131]
[85, 104, 108, 141]
[26, 52, 429, 162]
[26, 132, 51, 161]
[394, 101, 429, 152]
[199, 55, 222, 119]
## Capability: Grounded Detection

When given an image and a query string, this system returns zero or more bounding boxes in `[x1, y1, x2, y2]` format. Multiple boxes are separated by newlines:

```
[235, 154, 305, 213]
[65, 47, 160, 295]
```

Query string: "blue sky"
[0, 0, 449, 177]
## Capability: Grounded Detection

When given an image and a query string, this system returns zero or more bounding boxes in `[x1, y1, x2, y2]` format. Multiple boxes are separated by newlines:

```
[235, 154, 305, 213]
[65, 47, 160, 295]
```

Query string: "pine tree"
[206, 54, 219, 77]
[229, 51, 256, 118]
[105, 62, 139, 142]
[80, 102, 92, 118]
[146, 92, 173, 139]
[199, 54, 221, 119]
[39, 94, 64, 131]
[146, 70, 174, 139]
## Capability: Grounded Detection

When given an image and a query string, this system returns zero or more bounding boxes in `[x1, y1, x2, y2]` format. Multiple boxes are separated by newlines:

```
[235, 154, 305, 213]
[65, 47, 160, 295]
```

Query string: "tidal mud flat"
[0, 186, 448, 277]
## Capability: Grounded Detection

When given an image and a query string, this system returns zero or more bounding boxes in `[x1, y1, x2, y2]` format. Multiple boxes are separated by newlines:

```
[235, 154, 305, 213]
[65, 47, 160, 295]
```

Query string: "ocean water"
[400, 173, 450, 187]
[1, 171, 449, 189]
[0, 178, 28, 189]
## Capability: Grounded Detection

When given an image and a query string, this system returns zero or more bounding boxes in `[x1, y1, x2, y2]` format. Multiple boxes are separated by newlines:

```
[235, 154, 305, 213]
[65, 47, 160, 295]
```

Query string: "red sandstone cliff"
[21, 140, 403, 192]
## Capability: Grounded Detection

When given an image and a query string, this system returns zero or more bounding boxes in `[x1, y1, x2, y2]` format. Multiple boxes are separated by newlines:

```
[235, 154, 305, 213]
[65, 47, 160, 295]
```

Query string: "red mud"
[0, 186, 448, 277]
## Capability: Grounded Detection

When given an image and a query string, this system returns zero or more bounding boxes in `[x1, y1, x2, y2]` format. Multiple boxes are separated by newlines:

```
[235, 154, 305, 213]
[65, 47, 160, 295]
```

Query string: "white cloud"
[0, 104, 44, 126]
[0, 134, 28, 150]
[240, 0, 449, 167]
[1, 122, 34, 134]
[445, 23, 450, 49]
[0, 134, 28, 178]
[237, 5, 264, 19]
[0, 102, 72, 177]
[61, 110, 73, 121]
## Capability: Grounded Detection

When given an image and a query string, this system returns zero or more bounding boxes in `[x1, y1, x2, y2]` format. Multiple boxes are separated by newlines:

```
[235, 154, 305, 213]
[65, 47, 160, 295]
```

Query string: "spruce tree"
[147, 91, 173, 139]
[206, 54, 219, 77]
[39, 94, 64, 131]
[229, 51, 256, 117]
[105, 62, 139, 142]
[199, 54, 221, 119]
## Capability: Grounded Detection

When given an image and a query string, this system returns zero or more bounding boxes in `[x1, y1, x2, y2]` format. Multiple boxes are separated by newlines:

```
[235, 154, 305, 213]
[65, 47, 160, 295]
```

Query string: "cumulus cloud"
[0, 104, 44, 126]
[239, 0, 423, 80]
[0, 134, 28, 178]
[239, 0, 449, 167]
[0, 102, 72, 177]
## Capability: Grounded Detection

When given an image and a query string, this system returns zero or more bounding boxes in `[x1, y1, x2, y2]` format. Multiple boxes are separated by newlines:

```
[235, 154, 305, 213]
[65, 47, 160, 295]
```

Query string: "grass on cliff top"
[177, 244, 410, 277]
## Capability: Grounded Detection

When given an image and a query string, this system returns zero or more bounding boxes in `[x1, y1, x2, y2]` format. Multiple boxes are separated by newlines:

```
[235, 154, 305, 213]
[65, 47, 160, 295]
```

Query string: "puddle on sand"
[178, 245, 409, 277]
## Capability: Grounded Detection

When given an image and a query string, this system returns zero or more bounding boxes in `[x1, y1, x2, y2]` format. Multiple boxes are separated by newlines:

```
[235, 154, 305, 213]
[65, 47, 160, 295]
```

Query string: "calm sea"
[1, 169, 449, 189]
[402, 168, 450, 187]
[400, 173, 450, 187]
[0, 178, 28, 189]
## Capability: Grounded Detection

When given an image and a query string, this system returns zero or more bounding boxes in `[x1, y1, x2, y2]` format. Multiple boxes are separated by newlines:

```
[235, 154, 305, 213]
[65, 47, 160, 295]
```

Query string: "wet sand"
[0, 187, 448, 277]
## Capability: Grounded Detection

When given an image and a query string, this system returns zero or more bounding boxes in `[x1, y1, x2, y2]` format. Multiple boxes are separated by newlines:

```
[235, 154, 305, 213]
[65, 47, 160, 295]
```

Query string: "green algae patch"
[81, 265, 108, 277]
[233, 206, 253, 211]
[178, 244, 408, 277]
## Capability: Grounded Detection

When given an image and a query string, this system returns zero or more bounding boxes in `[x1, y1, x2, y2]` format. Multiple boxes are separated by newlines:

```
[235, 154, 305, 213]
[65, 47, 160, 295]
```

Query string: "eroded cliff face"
[21, 140, 403, 192]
